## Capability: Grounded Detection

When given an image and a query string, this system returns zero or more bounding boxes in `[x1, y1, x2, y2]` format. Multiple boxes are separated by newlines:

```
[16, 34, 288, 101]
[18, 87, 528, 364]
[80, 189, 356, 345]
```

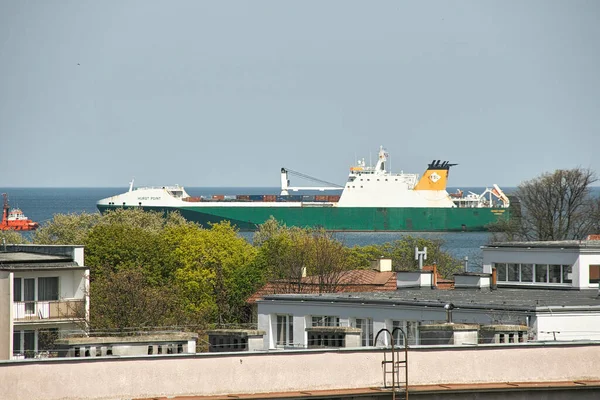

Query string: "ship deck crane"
[280, 168, 343, 195]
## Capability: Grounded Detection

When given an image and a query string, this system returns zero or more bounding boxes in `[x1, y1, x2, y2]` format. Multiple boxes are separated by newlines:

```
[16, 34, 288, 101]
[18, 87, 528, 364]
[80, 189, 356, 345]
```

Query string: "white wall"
[534, 312, 600, 341]
[1, 343, 600, 400]
[13, 270, 86, 300]
[482, 246, 600, 289]
[578, 254, 600, 289]
[257, 300, 530, 349]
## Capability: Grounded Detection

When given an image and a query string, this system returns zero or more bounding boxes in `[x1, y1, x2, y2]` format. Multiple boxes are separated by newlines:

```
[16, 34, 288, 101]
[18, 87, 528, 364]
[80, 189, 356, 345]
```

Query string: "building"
[256, 242, 600, 349]
[247, 258, 397, 322]
[0, 244, 89, 360]
[482, 240, 600, 289]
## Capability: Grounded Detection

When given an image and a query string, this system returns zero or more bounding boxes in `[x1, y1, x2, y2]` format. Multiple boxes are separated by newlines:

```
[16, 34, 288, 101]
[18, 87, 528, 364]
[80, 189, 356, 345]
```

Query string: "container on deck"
[315, 195, 328, 202]
[263, 195, 277, 202]
[212, 195, 225, 200]
[183, 196, 203, 202]
[302, 195, 316, 202]
[236, 195, 250, 201]
[249, 195, 263, 201]
[327, 195, 341, 202]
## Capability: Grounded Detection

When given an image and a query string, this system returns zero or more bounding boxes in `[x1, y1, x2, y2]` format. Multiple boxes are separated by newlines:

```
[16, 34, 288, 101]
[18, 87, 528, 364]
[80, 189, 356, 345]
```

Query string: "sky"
[1, 0, 599, 188]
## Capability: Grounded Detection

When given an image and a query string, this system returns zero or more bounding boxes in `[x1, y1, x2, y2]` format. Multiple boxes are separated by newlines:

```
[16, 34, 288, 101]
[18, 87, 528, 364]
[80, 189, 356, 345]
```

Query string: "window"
[494, 263, 572, 285]
[38, 277, 59, 301]
[276, 315, 294, 347]
[549, 265, 562, 283]
[391, 320, 416, 346]
[535, 264, 548, 283]
[521, 264, 533, 282]
[590, 265, 600, 284]
[563, 265, 573, 283]
[13, 331, 21, 357]
[24, 278, 35, 315]
[13, 277, 21, 302]
[24, 331, 35, 358]
[495, 263, 507, 281]
[311, 316, 339, 327]
[507, 263, 519, 281]
[355, 318, 373, 346]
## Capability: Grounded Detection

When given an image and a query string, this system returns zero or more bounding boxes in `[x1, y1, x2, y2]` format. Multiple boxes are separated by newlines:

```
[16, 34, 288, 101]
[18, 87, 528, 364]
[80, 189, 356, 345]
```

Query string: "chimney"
[432, 263, 438, 288]
[491, 267, 497, 290]
[371, 257, 392, 272]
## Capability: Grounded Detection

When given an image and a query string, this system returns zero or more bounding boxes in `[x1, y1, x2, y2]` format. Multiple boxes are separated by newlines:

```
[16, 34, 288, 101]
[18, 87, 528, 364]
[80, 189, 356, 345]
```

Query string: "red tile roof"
[247, 270, 397, 304]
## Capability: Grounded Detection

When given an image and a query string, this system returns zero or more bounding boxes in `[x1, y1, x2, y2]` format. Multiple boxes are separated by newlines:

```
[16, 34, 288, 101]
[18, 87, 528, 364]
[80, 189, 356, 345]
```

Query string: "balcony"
[13, 300, 85, 322]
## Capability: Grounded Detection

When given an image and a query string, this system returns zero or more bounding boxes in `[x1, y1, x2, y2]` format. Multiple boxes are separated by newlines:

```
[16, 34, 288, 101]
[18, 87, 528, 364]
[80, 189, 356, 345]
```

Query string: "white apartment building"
[0, 244, 89, 360]
[257, 241, 600, 349]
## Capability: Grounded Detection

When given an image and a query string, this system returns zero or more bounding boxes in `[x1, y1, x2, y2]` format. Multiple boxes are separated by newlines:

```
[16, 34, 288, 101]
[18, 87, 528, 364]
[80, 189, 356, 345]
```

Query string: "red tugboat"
[1, 193, 39, 231]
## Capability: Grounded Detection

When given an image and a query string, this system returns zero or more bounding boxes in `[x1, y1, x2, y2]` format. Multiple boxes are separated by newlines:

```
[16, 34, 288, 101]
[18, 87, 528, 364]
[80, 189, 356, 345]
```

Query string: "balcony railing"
[13, 300, 85, 321]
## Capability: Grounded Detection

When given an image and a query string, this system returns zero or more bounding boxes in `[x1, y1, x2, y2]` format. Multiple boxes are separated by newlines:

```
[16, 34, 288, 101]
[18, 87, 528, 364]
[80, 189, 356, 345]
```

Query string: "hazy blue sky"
[1, 1, 599, 188]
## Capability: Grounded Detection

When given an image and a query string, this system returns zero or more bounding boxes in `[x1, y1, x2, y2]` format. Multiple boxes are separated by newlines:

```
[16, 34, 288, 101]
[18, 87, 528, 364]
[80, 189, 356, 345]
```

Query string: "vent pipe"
[444, 303, 455, 323]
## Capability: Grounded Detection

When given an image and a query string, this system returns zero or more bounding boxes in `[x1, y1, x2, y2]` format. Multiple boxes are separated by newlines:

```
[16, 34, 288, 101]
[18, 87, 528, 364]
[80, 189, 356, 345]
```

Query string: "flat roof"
[0, 252, 83, 271]
[260, 287, 600, 312]
[484, 240, 600, 250]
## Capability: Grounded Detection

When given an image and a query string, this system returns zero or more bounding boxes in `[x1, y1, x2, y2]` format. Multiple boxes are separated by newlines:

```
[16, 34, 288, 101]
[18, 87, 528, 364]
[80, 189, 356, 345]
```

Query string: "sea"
[1, 186, 508, 271]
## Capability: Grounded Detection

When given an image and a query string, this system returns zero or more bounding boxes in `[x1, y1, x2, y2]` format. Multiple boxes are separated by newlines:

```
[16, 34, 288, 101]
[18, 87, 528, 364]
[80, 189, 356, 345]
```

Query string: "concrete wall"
[0, 271, 14, 360]
[1, 343, 599, 400]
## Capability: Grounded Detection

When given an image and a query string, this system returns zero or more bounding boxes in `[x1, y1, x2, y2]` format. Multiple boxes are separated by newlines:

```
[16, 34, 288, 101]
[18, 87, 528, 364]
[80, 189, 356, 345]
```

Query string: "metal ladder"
[375, 328, 409, 400]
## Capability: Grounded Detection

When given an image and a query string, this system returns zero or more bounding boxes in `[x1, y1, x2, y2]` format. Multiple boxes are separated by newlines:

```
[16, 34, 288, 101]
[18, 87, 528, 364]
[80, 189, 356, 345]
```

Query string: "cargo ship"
[1, 193, 39, 231]
[97, 146, 510, 231]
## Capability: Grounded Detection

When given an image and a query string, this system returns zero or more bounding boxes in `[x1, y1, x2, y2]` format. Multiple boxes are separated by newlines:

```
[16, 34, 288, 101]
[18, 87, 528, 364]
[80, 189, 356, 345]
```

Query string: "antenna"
[415, 247, 427, 270]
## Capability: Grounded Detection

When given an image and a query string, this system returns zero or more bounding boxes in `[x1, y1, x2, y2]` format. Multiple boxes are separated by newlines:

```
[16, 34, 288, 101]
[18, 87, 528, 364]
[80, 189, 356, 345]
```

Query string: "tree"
[308, 229, 351, 293]
[345, 236, 461, 279]
[31, 208, 188, 246]
[490, 168, 598, 241]
[32, 212, 100, 245]
[84, 224, 173, 284]
[90, 265, 191, 332]
[170, 221, 260, 324]
[0, 230, 29, 245]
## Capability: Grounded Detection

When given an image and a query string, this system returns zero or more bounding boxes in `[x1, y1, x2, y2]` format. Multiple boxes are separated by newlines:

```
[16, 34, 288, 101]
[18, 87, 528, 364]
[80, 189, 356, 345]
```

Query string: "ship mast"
[2, 193, 9, 226]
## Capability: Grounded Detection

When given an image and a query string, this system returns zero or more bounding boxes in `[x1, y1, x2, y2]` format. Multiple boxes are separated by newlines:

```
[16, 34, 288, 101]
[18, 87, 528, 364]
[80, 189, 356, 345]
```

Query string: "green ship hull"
[97, 204, 509, 232]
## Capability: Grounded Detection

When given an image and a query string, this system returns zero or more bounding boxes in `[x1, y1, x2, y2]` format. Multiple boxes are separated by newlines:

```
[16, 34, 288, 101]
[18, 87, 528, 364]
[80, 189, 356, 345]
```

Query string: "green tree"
[85, 224, 173, 284]
[491, 168, 598, 241]
[90, 265, 190, 332]
[0, 230, 29, 244]
[170, 221, 260, 324]
[345, 236, 461, 279]
[32, 212, 100, 245]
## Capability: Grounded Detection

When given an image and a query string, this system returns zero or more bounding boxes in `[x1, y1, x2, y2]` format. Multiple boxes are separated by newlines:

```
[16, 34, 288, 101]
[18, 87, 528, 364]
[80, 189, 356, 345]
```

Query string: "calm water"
[1, 186, 498, 269]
